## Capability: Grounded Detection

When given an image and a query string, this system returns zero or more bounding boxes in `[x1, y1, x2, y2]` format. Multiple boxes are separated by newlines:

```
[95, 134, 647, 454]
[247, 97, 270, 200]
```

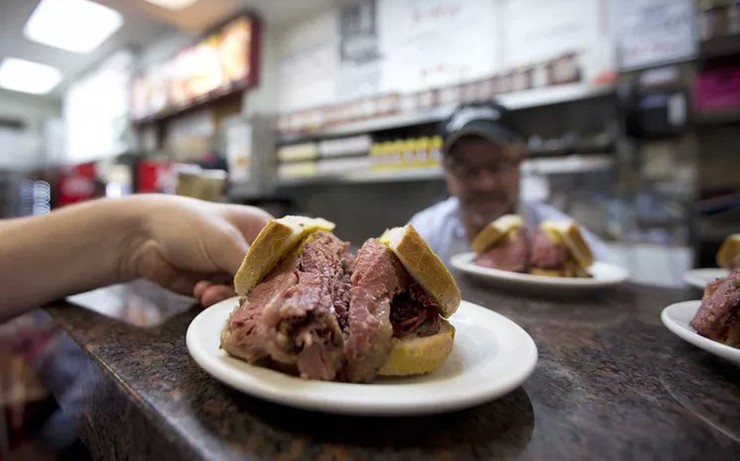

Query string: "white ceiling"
[0, 0, 334, 99]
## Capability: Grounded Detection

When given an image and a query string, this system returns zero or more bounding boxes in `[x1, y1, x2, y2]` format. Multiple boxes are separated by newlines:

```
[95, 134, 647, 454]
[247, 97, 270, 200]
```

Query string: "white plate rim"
[660, 300, 740, 363]
[450, 252, 629, 287]
[186, 297, 538, 416]
[682, 268, 729, 289]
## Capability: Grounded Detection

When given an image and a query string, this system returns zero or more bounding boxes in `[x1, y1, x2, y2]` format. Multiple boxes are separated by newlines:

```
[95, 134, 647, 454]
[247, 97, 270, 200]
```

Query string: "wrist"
[109, 195, 158, 282]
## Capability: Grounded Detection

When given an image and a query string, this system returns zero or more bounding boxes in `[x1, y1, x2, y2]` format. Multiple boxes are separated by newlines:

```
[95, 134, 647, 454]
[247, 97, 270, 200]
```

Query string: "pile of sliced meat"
[221, 232, 441, 382]
[729, 254, 740, 270]
[475, 228, 529, 272]
[475, 228, 588, 277]
[475, 228, 571, 273]
[690, 269, 740, 347]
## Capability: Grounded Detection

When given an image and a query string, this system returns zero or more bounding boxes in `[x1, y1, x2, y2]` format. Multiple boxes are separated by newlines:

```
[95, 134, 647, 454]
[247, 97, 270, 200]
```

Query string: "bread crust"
[381, 225, 462, 317]
[540, 221, 594, 269]
[559, 222, 594, 268]
[378, 319, 455, 376]
[233, 216, 335, 296]
[528, 267, 567, 277]
[471, 214, 524, 253]
[717, 234, 740, 269]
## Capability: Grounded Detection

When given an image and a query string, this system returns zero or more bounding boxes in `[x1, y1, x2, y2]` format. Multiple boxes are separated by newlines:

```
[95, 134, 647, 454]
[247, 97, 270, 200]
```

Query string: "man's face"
[443, 136, 522, 237]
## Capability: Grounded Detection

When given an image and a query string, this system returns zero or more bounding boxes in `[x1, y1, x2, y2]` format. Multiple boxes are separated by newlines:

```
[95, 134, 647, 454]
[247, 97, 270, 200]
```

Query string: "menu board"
[276, 9, 340, 113]
[502, 0, 599, 67]
[339, 0, 381, 101]
[378, 0, 499, 93]
[501, 0, 615, 84]
[617, 0, 696, 70]
[132, 15, 259, 121]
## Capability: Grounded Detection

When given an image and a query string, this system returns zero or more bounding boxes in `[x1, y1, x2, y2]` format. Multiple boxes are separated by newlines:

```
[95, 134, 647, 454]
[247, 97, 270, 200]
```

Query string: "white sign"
[277, 10, 340, 112]
[502, 0, 599, 67]
[339, 0, 381, 101]
[378, 0, 499, 93]
[501, 0, 614, 83]
[617, 0, 696, 70]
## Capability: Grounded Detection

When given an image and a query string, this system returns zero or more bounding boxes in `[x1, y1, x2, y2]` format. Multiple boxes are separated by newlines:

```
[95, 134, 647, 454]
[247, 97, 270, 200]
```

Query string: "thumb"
[221, 205, 272, 243]
[209, 227, 250, 275]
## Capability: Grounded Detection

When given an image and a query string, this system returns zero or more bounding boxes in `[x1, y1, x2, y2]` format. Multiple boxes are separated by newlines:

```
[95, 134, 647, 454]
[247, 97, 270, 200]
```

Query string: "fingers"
[194, 275, 235, 307]
[208, 226, 250, 275]
[198, 284, 237, 307]
[207, 205, 271, 275]
[156, 270, 203, 297]
[222, 205, 272, 243]
[193, 280, 211, 300]
[137, 201, 273, 297]
[137, 246, 205, 297]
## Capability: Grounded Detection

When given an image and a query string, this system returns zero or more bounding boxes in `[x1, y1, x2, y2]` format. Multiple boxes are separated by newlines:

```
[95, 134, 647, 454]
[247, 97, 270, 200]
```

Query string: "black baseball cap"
[440, 102, 525, 154]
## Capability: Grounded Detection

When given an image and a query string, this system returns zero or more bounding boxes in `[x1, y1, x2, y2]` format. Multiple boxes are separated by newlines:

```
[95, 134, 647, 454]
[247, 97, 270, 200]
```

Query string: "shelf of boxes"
[278, 83, 615, 144]
[521, 154, 615, 175]
[275, 151, 613, 190]
[276, 135, 445, 187]
[277, 167, 444, 188]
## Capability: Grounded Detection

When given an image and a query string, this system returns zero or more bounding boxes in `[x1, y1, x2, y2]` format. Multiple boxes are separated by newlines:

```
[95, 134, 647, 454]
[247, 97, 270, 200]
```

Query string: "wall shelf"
[522, 154, 614, 175]
[277, 167, 444, 188]
[696, 219, 740, 243]
[279, 84, 615, 144]
[279, 106, 452, 145]
[274, 151, 615, 188]
[694, 110, 740, 126]
[700, 34, 740, 61]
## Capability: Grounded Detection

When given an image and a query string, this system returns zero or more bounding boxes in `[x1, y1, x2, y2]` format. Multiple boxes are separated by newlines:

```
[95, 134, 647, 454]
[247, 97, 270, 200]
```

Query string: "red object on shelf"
[693, 67, 740, 112]
[137, 160, 173, 193]
[56, 162, 98, 207]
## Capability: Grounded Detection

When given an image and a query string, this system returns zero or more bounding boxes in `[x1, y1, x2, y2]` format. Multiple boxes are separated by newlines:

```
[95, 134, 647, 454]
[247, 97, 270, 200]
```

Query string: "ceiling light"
[143, 0, 198, 10]
[23, 0, 124, 53]
[0, 58, 62, 95]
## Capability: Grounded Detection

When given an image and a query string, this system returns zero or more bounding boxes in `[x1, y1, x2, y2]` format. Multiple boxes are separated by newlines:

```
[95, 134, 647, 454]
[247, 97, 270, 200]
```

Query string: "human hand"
[122, 195, 271, 307]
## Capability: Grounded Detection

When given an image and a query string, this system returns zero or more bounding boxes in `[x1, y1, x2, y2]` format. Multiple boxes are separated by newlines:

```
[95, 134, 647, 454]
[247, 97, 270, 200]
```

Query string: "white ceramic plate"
[186, 297, 538, 416]
[661, 300, 740, 367]
[450, 252, 628, 292]
[682, 268, 729, 290]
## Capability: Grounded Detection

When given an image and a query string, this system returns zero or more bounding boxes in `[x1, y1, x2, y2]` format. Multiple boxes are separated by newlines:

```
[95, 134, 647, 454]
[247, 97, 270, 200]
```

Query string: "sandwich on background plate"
[472, 214, 529, 273]
[220, 216, 461, 383]
[690, 235, 740, 348]
[471, 215, 594, 278]
[717, 234, 740, 270]
[690, 268, 740, 348]
[528, 221, 594, 278]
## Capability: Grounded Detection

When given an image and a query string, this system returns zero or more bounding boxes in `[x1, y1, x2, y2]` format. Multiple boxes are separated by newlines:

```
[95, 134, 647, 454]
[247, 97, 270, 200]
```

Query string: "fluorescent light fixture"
[0, 58, 62, 94]
[23, 0, 124, 53]
[143, 0, 198, 10]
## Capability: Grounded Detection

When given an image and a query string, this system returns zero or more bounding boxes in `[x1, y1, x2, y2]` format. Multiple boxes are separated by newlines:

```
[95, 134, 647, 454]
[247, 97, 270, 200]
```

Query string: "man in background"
[410, 102, 607, 266]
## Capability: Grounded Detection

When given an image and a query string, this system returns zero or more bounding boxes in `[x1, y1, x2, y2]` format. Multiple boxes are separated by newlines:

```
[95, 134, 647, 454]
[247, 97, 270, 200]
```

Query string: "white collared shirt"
[409, 197, 609, 267]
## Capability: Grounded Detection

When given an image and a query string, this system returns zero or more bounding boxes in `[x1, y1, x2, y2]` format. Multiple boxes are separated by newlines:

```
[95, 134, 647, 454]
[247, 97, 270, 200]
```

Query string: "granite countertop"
[43, 278, 739, 461]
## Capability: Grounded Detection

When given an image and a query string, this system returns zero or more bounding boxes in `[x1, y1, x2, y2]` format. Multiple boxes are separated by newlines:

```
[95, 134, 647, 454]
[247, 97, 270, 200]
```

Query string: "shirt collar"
[449, 198, 467, 239]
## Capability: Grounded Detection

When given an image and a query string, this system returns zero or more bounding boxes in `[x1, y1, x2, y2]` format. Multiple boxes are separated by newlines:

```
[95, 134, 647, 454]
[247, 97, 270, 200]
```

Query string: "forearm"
[0, 198, 145, 320]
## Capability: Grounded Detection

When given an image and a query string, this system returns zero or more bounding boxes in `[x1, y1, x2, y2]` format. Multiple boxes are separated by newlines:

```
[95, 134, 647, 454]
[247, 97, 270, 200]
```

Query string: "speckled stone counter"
[43, 278, 739, 461]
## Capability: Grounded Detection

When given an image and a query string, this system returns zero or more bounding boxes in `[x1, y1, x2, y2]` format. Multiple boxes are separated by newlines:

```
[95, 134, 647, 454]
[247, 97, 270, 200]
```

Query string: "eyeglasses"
[445, 160, 520, 179]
